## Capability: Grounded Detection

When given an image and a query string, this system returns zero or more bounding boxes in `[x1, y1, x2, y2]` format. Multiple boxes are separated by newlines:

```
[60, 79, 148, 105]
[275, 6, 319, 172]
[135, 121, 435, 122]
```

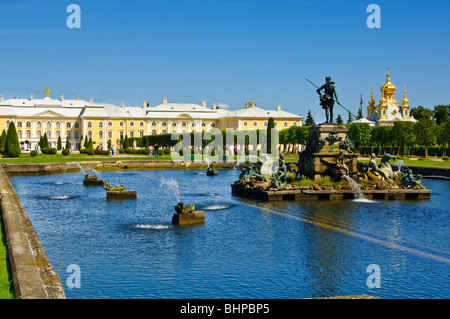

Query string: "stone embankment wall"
[0, 166, 65, 299]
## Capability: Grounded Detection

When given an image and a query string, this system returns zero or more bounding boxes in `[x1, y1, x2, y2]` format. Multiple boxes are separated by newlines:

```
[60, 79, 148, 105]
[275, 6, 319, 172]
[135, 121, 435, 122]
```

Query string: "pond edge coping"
[0, 165, 65, 299]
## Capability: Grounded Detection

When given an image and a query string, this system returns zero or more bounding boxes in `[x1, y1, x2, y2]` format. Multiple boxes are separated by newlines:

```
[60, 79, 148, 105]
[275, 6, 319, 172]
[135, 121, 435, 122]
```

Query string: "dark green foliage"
[40, 133, 49, 149]
[336, 114, 344, 125]
[4, 122, 21, 157]
[411, 105, 433, 121]
[30, 150, 38, 156]
[433, 104, 450, 125]
[267, 117, 275, 155]
[57, 136, 62, 151]
[65, 137, 71, 150]
[305, 111, 315, 126]
[85, 148, 94, 155]
[0, 130, 7, 154]
[163, 148, 170, 155]
[84, 135, 88, 148]
[122, 135, 129, 149]
[62, 149, 70, 156]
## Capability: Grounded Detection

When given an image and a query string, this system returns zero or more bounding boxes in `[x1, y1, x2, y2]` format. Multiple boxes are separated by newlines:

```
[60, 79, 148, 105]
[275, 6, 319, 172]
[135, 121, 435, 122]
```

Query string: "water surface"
[10, 170, 449, 299]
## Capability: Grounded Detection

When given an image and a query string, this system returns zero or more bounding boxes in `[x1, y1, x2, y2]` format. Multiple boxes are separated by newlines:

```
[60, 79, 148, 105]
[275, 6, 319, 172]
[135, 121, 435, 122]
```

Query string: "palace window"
[26, 131, 31, 139]
[152, 129, 157, 135]
[162, 121, 167, 127]
[74, 122, 80, 128]
[55, 122, 61, 129]
[17, 121, 22, 128]
[119, 121, 124, 127]
[99, 131, 103, 139]
[202, 122, 206, 127]
[243, 121, 248, 127]
[181, 122, 187, 127]
[66, 131, 71, 138]
[119, 130, 124, 139]
[46, 130, 51, 138]
[99, 122, 103, 128]
[264, 121, 268, 127]
[293, 122, 297, 126]
[139, 121, 144, 127]
[87, 131, 92, 138]
[36, 131, 41, 139]
[36, 121, 42, 128]
[129, 130, 134, 138]
[55, 131, 60, 139]
[139, 130, 144, 137]
[253, 121, 258, 127]
[161, 129, 167, 134]
[66, 122, 71, 128]
[108, 131, 113, 139]
[18, 130, 22, 139]
[274, 121, 278, 127]
[171, 122, 177, 127]
[284, 122, 288, 127]
[211, 122, 216, 128]
[46, 121, 51, 129]
[26, 121, 31, 128]
[75, 131, 80, 139]
[129, 121, 134, 127]
[87, 121, 92, 128]
[151, 121, 157, 127]
[108, 121, 113, 127]
[6, 120, 10, 128]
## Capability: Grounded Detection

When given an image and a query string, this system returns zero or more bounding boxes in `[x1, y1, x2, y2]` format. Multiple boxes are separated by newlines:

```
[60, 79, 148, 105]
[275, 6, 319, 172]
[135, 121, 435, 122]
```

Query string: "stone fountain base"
[106, 190, 137, 200]
[231, 183, 431, 201]
[206, 171, 218, 176]
[172, 211, 205, 226]
[83, 179, 105, 186]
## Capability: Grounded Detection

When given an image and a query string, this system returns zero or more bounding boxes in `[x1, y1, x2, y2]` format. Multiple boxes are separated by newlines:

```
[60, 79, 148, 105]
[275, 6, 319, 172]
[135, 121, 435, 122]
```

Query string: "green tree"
[347, 123, 372, 155]
[357, 107, 363, 120]
[336, 114, 344, 125]
[266, 117, 275, 155]
[87, 137, 93, 149]
[347, 111, 353, 124]
[84, 135, 88, 148]
[413, 118, 436, 157]
[392, 121, 415, 157]
[433, 104, 450, 125]
[411, 105, 433, 120]
[437, 120, 450, 156]
[0, 129, 7, 154]
[4, 121, 21, 157]
[65, 137, 71, 150]
[57, 136, 62, 151]
[41, 133, 49, 149]
[122, 135, 129, 149]
[304, 111, 315, 126]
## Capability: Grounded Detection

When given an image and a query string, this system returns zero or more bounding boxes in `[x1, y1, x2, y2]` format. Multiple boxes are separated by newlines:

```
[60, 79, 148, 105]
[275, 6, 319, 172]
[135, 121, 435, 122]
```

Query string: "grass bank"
[0, 215, 14, 299]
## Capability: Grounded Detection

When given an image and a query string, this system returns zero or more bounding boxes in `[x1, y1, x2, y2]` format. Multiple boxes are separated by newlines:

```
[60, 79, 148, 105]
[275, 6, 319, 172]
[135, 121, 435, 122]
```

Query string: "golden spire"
[368, 86, 375, 106]
[401, 85, 409, 106]
[44, 86, 50, 98]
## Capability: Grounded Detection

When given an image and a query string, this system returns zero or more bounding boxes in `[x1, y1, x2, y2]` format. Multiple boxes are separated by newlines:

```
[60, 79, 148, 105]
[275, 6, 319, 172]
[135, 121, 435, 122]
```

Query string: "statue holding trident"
[307, 77, 357, 125]
[316, 76, 338, 124]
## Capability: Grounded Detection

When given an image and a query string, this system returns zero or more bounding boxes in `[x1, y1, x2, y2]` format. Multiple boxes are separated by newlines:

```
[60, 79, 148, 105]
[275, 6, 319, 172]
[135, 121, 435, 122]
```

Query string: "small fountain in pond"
[172, 202, 205, 226]
[343, 175, 366, 200]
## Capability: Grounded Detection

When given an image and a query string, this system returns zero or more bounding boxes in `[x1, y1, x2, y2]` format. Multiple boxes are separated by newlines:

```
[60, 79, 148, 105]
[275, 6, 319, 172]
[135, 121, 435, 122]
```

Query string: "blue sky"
[0, 0, 449, 122]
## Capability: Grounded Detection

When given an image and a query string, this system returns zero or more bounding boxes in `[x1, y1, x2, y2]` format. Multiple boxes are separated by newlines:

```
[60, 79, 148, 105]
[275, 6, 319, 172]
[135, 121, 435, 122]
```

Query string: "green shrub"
[85, 148, 94, 155]
[119, 148, 126, 154]
[164, 148, 170, 155]
[48, 148, 57, 154]
[4, 122, 21, 157]
[30, 150, 38, 157]
[62, 149, 70, 156]
[41, 147, 50, 154]
[102, 150, 110, 156]
[179, 149, 183, 156]
[94, 149, 103, 155]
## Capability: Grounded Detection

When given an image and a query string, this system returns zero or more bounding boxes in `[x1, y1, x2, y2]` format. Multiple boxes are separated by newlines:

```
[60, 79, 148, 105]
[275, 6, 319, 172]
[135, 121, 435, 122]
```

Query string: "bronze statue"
[175, 202, 195, 214]
[316, 76, 338, 124]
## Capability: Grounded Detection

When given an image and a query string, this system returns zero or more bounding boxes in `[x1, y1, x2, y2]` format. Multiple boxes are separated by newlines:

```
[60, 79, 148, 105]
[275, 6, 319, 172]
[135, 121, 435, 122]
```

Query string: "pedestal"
[172, 211, 205, 226]
[106, 190, 137, 200]
[83, 179, 105, 186]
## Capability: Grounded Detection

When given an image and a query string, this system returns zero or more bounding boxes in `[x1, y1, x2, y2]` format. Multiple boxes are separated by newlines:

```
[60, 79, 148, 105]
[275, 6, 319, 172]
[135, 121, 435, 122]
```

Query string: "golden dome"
[380, 67, 396, 94]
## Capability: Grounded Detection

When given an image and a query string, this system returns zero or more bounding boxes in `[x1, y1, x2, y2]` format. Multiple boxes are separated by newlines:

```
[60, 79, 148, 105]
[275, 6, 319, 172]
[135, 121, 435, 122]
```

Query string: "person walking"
[111, 144, 115, 156]
[154, 143, 159, 157]
[149, 145, 153, 157]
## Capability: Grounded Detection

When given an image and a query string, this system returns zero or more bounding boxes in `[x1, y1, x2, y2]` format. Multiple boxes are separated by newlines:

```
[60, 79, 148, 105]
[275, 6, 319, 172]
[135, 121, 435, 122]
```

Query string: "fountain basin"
[231, 184, 431, 201]
[83, 179, 106, 186]
[172, 211, 205, 226]
[106, 190, 137, 200]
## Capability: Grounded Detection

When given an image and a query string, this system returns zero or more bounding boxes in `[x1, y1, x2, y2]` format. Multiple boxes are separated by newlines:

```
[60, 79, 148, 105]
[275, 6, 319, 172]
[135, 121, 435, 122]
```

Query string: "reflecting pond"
[9, 170, 450, 299]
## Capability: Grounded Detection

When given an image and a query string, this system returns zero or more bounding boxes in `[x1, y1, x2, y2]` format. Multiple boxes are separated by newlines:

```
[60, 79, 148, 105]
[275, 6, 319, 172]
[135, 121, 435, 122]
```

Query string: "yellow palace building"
[0, 87, 303, 150]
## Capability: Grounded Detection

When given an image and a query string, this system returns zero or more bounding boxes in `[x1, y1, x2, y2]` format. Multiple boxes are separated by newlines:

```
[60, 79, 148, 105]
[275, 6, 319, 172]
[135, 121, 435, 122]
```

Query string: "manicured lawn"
[0, 153, 173, 164]
[0, 216, 14, 299]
